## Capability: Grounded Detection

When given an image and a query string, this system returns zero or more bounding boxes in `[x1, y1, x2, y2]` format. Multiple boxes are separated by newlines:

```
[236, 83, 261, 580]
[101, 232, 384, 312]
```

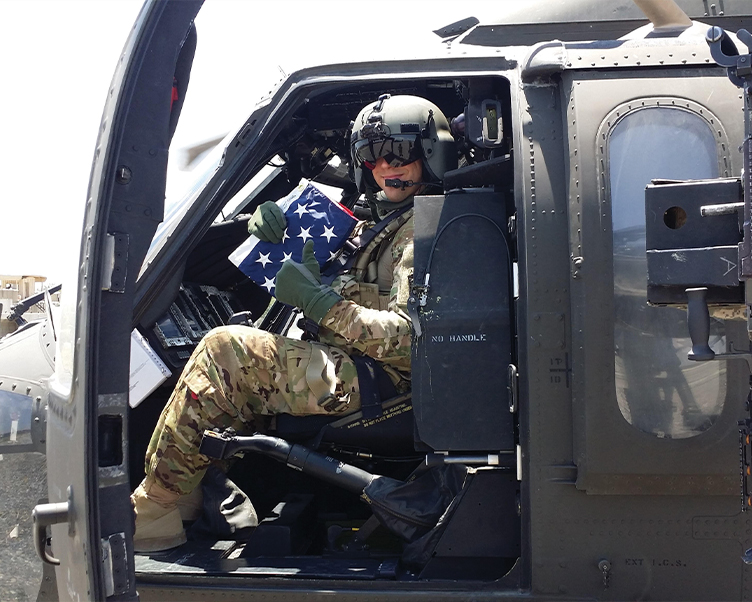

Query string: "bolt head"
[115, 165, 132, 185]
[706, 26, 724, 43]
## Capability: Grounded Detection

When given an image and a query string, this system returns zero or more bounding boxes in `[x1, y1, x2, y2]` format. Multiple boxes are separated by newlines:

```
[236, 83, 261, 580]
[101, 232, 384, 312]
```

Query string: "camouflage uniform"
[145, 213, 414, 495]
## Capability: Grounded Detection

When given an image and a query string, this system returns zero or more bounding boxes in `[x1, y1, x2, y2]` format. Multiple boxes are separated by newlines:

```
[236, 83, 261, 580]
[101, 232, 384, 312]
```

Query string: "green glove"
[275, 240, 343, 324]
[247, 201, 287, 243]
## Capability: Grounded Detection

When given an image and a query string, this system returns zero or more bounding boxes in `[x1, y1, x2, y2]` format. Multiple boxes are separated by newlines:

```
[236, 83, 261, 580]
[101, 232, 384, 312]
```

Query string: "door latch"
[32, 487, 74, 565]
[598, 558, 612, 589]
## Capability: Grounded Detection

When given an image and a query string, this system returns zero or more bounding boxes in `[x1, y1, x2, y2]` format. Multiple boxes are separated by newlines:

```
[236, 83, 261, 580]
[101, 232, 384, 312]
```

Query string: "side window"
[608, 104, 726, 439]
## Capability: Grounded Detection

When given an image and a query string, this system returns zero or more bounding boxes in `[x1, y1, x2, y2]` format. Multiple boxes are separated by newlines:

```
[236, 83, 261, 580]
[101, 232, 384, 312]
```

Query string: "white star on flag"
[298, 226, 312, 242]
[321, 225, 336, 242]
[282, 229, 290, 243]
[262, 277, 275, 292]
[282, 252, 293, 262]
[328, 250, 339, 262]
[256, 252, 272, 268]
[293, 203, 309, 218]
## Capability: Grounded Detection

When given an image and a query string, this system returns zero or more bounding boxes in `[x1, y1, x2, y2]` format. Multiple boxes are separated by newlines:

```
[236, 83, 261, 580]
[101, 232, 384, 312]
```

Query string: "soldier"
[131, 94, 456, 551]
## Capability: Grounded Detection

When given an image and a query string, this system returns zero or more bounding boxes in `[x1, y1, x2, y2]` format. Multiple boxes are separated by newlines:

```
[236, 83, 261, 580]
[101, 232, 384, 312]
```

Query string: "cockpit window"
[139, 140, 226, 280]
[608, 105, 726, 439]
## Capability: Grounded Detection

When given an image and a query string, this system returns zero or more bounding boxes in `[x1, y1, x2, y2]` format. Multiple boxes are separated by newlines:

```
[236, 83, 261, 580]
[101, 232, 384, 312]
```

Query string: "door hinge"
[507, 363, 519, 413]
[102, 532, 129, 597]
[101, 232, 129, 293]
[571, 255, 584, 279]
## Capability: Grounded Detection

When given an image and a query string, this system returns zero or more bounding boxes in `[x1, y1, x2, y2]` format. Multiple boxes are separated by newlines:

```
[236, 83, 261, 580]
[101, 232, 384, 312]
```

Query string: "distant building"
[0, 275, 59, 338]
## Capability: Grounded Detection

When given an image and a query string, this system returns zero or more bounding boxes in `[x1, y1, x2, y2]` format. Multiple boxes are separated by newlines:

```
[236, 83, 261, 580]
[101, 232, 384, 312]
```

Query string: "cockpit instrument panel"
[151, 284, 243, 368]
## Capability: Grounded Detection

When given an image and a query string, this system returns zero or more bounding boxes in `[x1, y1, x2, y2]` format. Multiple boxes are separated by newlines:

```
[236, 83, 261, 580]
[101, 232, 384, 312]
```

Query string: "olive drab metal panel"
[518, 64, 750, 600]
[563, 69, 746, 494]
[512, 77, 574, 598]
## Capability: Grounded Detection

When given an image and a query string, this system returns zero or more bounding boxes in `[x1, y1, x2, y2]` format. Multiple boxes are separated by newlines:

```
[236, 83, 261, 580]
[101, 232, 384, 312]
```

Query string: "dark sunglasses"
[352, 135, 422, 168]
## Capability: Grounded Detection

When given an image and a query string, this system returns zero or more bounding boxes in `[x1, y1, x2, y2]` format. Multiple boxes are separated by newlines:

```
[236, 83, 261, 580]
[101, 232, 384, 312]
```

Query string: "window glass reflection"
[0, 391, 32, 446]
[610, 106, 725, 439]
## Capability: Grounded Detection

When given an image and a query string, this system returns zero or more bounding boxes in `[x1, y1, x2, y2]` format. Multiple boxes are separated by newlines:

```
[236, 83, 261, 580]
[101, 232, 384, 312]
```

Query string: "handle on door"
[32, 487, 73, 565]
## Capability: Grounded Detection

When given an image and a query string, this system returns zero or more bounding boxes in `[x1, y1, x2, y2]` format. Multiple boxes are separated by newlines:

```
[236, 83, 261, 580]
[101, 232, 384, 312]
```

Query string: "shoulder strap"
[322, 204, 413, 282]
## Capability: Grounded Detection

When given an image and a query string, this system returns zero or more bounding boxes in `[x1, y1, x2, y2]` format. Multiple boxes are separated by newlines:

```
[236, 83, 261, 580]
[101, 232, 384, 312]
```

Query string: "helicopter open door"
[31, 2, 201, 599]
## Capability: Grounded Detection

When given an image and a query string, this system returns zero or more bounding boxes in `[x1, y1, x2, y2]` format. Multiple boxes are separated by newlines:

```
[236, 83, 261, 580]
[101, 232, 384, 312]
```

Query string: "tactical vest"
[326, 205, 414, 310]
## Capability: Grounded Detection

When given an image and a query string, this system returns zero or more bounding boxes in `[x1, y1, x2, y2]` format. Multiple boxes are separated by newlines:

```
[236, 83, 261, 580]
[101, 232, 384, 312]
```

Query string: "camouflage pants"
[145, 325, 360, 495]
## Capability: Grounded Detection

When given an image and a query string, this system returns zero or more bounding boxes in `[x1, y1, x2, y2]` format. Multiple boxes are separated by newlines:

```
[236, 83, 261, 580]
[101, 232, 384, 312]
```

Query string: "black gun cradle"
[645, 178, 744, 305]
[410, 191, 515, 452]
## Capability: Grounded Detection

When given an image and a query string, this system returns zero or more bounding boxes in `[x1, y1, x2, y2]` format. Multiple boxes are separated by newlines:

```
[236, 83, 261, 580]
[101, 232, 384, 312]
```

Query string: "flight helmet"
[350, 94, 455, 193]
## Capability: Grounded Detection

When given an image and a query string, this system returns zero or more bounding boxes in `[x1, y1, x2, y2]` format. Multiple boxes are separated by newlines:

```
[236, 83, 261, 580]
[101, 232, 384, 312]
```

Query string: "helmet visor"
[352, 135, 422, 168]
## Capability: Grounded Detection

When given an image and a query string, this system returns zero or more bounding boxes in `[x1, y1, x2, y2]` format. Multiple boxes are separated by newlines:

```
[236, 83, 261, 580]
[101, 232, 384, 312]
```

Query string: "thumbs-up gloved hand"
[274, 240, 343, 324]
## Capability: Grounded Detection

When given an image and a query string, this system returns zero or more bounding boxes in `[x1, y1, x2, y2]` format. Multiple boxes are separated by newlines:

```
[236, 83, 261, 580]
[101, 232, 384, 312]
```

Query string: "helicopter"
[4, 0, 752, 599]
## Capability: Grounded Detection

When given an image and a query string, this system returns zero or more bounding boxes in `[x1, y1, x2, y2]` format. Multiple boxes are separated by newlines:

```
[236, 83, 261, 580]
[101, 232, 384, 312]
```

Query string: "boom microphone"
[384, 178, 433, 190]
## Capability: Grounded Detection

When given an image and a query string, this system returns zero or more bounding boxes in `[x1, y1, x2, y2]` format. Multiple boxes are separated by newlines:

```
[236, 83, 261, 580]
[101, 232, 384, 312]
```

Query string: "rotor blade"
[633, 0, 692, 30]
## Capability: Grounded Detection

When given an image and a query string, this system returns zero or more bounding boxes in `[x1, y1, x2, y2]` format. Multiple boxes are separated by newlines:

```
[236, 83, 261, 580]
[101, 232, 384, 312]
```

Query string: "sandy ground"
[0, 452, 46, 601]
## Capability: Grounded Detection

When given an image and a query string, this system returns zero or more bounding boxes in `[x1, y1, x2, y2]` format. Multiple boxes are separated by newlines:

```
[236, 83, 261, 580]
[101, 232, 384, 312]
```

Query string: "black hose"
[200, 430, 375, 494]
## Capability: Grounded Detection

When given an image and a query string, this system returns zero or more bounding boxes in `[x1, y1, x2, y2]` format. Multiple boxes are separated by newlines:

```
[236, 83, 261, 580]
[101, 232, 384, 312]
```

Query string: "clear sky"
[0, 0, 143, 285]
[0, 0, 487, 286]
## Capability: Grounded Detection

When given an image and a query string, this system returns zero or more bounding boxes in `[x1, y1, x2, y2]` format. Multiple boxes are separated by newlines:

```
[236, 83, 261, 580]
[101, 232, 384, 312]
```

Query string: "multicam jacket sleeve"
[318, 217, 414, 373]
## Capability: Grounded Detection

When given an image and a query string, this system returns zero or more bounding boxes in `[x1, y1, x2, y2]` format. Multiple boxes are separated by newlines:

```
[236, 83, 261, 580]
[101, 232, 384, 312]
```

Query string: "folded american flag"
[229, 182, 357, 294]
